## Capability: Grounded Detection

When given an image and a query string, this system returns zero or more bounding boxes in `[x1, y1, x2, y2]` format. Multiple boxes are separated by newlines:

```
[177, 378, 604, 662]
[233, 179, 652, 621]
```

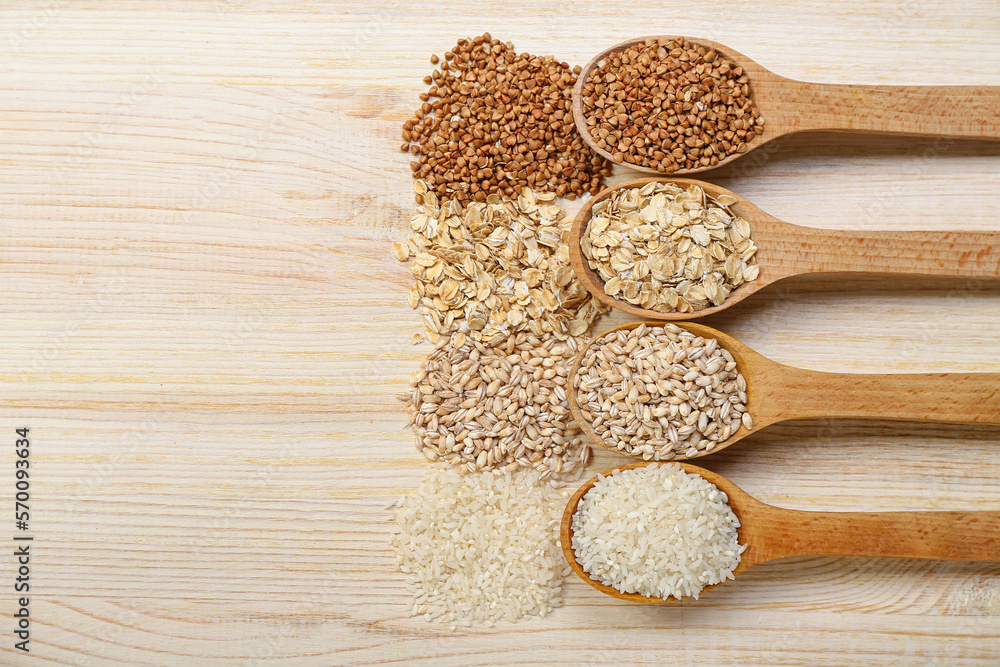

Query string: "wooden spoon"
[572, 35, 1000, 175]
[569, 176, 1000, 320]
[561, 461, 1000, 602]
[568, 320, 1000, 460]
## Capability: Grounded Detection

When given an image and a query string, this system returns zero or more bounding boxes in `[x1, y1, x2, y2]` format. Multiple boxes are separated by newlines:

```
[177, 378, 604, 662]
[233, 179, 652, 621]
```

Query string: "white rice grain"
[571, 464, 745, 600]
[390, 466, 571, 623]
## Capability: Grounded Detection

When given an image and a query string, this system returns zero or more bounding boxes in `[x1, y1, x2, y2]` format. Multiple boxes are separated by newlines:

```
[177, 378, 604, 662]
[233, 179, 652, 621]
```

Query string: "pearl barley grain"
[401, 330, 593, 479]
[573, 323, 749, 459]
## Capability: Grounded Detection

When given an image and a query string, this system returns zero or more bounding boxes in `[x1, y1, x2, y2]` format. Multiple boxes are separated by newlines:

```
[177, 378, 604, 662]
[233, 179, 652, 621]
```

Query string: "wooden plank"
[1, 1, 999, 663]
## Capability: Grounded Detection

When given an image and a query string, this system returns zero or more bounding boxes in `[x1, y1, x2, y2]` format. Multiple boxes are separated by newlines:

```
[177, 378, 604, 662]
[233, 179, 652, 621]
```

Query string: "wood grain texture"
[573, 35, 1000, 175]
[0, 1, 999, 665]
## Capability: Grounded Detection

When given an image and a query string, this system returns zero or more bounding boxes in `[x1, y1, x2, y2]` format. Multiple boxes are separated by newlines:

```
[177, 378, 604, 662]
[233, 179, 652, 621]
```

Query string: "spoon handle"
[775, 81, 1000, 139]
[758, 508, 1000, 564]
[760, 366, 1000, 425]
[773, 226, 1000, 279]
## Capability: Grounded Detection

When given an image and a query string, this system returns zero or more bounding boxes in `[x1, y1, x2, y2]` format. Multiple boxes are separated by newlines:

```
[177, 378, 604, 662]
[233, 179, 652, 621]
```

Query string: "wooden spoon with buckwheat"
[573, 35, 1000, 175]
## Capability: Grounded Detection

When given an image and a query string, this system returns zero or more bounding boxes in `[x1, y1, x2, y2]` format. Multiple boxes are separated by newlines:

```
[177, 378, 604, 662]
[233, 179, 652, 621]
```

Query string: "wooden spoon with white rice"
[561, 462, 1000, 602]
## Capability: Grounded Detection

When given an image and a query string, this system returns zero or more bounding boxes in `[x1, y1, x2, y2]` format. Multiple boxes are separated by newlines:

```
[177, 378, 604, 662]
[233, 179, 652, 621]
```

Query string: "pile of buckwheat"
[401, 33, 609, 204]
[574, 323, 751, 460]
[581, 181, 758, 312]
[580, 37, 765, 172]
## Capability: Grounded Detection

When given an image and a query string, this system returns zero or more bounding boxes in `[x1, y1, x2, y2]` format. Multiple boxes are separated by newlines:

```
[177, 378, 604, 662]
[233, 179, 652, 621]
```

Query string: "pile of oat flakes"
[582, 181, 758, 313]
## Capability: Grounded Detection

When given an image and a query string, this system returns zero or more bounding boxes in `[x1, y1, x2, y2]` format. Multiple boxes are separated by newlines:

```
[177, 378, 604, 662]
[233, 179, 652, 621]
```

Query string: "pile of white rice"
[571, 463, 745, 600]
[390, 466, 570, 624]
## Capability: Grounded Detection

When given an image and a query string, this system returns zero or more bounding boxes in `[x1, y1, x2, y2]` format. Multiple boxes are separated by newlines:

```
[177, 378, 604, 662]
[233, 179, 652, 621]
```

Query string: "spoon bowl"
[572, 35, 1000, 176]
[561, 461, 1000, 602]
[568, 176, 1000, 321]
[568, 320, 1000, 460]
[560, 461, 755, 602]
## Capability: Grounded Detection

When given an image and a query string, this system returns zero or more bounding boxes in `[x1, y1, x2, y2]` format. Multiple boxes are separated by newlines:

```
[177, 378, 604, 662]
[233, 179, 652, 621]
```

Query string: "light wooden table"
[2, 2, 999, 664]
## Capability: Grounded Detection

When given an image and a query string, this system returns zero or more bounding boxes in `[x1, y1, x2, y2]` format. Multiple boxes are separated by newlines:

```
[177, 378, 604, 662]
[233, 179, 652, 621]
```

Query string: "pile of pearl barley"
[401, 330, 591, 478]
[573, 323, 750, 459]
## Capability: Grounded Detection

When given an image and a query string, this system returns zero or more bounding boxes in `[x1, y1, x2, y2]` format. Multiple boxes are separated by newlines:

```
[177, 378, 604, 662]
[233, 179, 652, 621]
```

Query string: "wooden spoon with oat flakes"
[573, 35, 1000, 175]
[568, 320, 1000, 461]
[568, 176, 1000, 320]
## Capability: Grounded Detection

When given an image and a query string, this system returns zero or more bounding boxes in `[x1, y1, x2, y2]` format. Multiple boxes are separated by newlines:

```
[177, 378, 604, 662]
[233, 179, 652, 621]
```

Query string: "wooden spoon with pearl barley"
[567, 320, 1000, 461]
[572, 35, 1000, 176]
[568, 176, 1000, 321]
[561, 461, 1000, 602]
